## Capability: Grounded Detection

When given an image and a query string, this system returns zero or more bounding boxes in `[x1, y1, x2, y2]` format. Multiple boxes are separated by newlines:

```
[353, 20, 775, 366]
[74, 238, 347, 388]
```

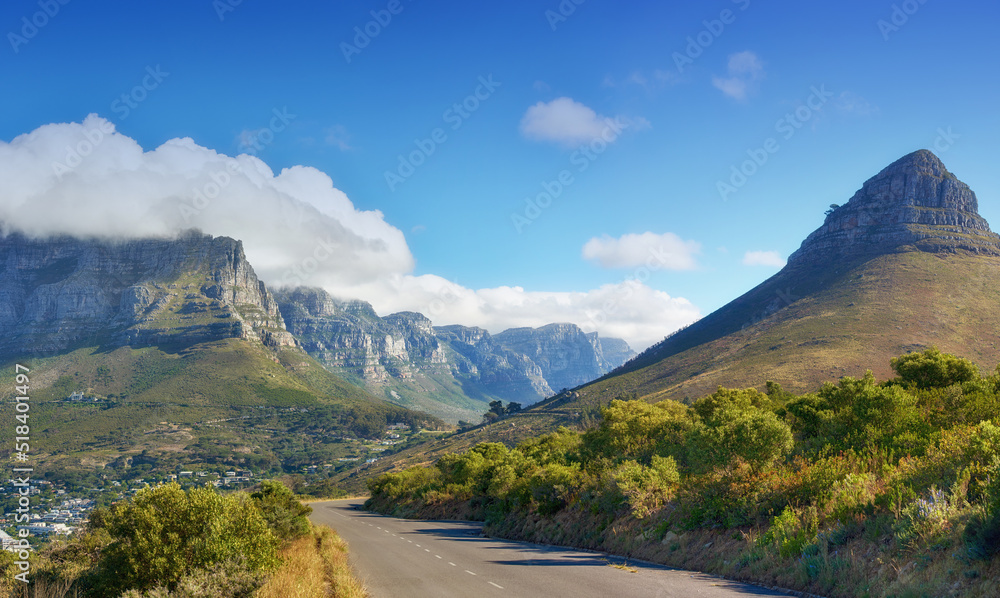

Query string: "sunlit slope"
[573, 250, 1000, 407]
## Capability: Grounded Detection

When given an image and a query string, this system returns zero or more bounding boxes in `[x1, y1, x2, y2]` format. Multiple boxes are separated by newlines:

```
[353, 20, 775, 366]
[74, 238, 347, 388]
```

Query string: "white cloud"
[712, 51, 764, 101]
[0, 115, 699, 352]
[0, 115, 413, 288]
[582, 232, 700, 270]
[742, 250, 786, 268]
[519, 97, 645, 147]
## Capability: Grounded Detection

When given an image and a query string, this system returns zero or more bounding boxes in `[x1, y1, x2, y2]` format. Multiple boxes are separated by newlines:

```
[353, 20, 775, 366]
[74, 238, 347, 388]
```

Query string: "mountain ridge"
[273, 286, 635, 421]
[603, 149, 1000, 382]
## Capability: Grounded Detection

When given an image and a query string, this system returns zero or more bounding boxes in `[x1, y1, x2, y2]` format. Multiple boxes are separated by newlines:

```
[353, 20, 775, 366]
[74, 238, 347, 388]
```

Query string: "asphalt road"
[309, 499, 794, 598]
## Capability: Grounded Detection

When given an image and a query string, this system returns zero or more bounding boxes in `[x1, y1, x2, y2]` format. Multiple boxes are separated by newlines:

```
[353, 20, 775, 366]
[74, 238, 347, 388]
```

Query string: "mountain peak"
[788, 150, 1000, 264]
[883, 149, 950, 178]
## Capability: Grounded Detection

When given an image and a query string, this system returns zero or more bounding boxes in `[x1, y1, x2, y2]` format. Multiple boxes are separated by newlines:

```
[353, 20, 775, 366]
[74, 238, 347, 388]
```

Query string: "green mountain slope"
[0, 231, 442, 480]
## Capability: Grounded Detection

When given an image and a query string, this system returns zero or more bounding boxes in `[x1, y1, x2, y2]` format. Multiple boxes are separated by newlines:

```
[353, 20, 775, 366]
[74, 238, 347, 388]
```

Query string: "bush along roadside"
[365, 349, 1000, 598]
[1, 480, 368, 597]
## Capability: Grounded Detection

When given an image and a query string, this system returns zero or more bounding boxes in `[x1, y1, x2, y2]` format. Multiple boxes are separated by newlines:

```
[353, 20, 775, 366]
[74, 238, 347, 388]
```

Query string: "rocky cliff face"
[275, 288, 634, 407]
[434, 325, 553, 400]
[274, 287, 446, 384]
[493, 323, 633, 392]
[0, 230, 293, 358]
[789, 150, 1000, 264]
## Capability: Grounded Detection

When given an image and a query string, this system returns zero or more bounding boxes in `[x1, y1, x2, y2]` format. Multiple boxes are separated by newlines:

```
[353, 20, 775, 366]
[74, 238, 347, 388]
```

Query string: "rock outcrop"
[434, 325, 554, 400]
[0, 230, 293, 358]
[274, 287, 446, 384]
[789, 150, 1000, 264]
[493, 323, 631, 392]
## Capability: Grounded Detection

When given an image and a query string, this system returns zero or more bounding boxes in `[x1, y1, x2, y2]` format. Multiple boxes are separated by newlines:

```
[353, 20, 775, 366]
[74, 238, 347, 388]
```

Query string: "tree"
[93, 483, 279, 595]
[250, 480, 312, 541]
[506, 402, 522, 415]
[890, 347, 979, 389]
[688, 388, 792, 472]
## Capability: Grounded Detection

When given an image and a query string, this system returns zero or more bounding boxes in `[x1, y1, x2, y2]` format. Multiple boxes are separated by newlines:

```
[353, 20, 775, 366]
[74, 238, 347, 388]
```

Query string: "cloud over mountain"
[0, 116, 699, 349]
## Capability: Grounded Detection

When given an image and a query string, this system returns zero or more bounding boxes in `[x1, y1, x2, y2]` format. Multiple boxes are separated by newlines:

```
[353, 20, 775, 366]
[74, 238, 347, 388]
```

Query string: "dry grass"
[255, 525, 367, 598]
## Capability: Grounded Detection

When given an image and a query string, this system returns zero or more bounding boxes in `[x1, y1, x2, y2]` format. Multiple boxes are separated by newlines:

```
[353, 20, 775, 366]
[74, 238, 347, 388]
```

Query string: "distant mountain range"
[273, 287, 634, 421]
[0, 229, 633, 425]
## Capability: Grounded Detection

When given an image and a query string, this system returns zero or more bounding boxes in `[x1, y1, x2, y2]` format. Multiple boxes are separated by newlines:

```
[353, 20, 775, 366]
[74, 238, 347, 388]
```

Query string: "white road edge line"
[488, 581, 504, 589]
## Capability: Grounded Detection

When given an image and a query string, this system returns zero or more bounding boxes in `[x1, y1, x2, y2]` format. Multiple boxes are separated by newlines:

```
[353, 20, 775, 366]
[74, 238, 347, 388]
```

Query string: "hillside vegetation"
[0, 339, 443, 480]
[0, 481, 366, 597]
[366, 348, 1000, 597]
[579, 251, 1000, 408]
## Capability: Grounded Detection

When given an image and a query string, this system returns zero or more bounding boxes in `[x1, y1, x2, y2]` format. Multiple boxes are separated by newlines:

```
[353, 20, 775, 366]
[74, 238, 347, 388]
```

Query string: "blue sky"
[1, 0, 998, 349]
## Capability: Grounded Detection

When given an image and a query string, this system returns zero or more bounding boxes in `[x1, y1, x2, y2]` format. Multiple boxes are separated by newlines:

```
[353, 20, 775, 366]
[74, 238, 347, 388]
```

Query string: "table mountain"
[0, 229, 294, 357]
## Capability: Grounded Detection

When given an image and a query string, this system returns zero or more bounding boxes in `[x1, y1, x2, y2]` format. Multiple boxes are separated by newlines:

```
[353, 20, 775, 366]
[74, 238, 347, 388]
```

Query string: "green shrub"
[526, 463, 582, 515]
[611, 455, 680, 519]
[964, 461, 1000, 559]
[893, 486, 959, 549]
[686, 397, 793, 473]
[581, 399, 693, 465]
[118, 557, 267, 598]
[891, 347, 978, 390]
[251, 480, 312, 541]
[93, 483, 279, 596]
[758, 506, 818, 558]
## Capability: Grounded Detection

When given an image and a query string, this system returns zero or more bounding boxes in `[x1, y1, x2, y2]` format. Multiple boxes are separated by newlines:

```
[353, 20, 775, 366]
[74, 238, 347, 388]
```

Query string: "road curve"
[310, 499, 794, 598]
